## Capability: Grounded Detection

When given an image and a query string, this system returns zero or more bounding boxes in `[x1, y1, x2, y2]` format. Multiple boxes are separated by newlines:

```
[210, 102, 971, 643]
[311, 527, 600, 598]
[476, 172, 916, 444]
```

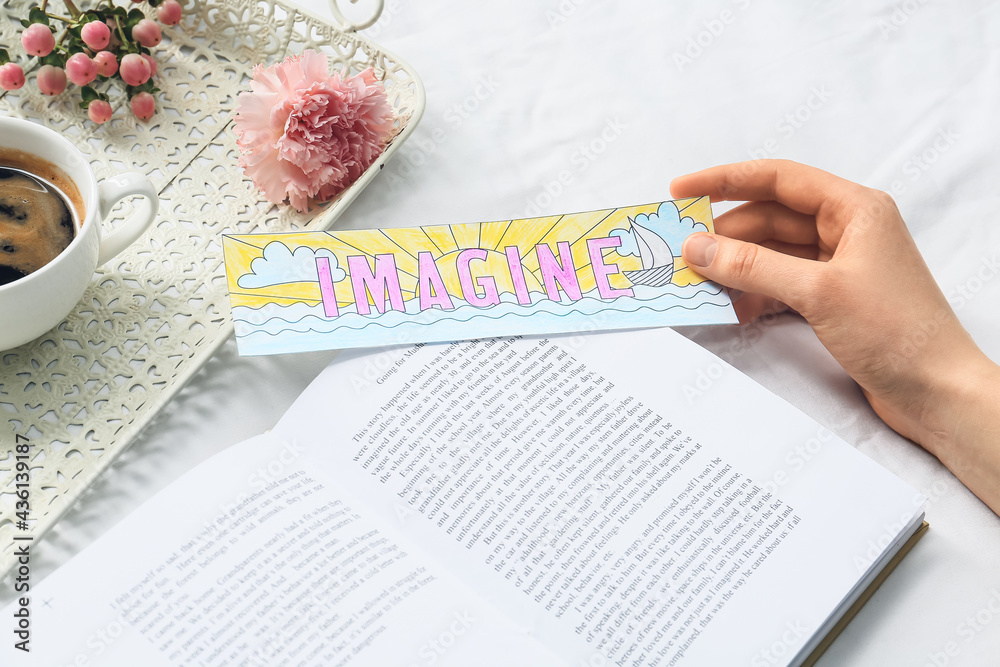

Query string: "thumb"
[681, 233, 817, 311]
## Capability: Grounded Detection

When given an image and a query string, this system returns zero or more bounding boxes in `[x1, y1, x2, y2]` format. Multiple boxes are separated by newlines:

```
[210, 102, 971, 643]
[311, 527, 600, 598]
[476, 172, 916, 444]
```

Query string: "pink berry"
[142, 54, 157, 78]
[93, 51, 118, 77]
[119, 53, 151, 86]
[157, 0, 182, 26]
[65, 52, 98, 86]
[21, 23, 55, 57]
[87, 99, 113, 124]
[131, 19, 162, 48]
[0, 63, 25, 91]
[131, 91, 155, 121]
[80, 20, 111, 50]
[36, 65, 67, 95]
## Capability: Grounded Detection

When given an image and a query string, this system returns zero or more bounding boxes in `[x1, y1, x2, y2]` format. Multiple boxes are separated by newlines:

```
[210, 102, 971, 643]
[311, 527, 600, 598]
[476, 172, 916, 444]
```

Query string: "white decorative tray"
[0, 0, 424, 578]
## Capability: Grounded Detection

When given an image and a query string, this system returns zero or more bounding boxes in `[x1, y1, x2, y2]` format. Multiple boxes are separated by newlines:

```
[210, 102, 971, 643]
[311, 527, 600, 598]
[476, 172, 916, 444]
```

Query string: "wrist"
[917, 347, 1000, 483]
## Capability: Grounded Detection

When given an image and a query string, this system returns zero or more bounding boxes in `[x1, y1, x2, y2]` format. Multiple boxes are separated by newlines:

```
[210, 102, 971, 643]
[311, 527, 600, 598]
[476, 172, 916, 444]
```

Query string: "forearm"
[670, 160, 1000, 513]
[917, 352, 1000, 514]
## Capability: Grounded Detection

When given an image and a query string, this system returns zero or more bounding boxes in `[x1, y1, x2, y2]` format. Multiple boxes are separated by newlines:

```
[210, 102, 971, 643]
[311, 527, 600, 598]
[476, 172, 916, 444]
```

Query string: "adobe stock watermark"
[576, 650, 613, 667]
[876, 0, 931, 39]
[922, 589, 1000, 667]
[560, 310, 611, 353]
[749, 619, 809, 667]
[49, 610, 133, 666]
[404, 610, 477, 667]
[383, 74, 501, 191]
[884, 246, 998, 371]
[947, 247, 1000, 312]
[681, 359, 728, 404]
[759, 427, 836, 497]
[348, 339, 419, 394]
[195, 437, 309, 539]
[883, 307, 952, 372]
[746, 85, 834, 161]
[886, 127, 959, 197]
[672, 0, 754, 72]
[544, 0, 590, 30]
[363, 0, 403, 39]
[246, 437, 307, 490]
[851, 475, 949, 576]
[522, 117, 628, 217]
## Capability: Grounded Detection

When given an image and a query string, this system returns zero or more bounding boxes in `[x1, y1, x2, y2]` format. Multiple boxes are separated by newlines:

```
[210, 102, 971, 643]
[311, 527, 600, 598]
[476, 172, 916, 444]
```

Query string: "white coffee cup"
[0, 117, 158, 351]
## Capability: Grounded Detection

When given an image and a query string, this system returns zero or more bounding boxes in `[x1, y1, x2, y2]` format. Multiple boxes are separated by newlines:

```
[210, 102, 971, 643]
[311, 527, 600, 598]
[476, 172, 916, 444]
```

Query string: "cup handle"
[96, 173, 159, 266]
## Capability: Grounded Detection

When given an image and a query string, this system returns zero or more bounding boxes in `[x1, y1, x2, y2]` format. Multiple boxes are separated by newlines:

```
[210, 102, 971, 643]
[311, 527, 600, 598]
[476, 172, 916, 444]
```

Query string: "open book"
[3, 329, 926, 665]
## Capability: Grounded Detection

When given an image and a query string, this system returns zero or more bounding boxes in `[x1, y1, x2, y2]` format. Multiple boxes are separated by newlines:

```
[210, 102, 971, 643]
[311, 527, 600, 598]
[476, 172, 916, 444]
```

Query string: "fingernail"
[685, 234, 717, 268]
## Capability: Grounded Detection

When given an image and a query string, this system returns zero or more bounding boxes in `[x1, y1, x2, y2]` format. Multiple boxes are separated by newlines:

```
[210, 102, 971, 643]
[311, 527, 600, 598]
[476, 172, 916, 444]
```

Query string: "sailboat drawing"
[623, 216, 675, 287]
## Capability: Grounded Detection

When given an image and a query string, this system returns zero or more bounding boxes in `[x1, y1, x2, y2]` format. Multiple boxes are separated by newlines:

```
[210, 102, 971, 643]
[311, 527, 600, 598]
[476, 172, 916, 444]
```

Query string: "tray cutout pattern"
[0, 0, 424, 578]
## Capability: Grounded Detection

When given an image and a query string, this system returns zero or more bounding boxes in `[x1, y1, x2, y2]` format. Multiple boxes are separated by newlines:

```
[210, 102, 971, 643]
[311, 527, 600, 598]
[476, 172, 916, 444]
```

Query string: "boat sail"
[623, 216, 675, 287]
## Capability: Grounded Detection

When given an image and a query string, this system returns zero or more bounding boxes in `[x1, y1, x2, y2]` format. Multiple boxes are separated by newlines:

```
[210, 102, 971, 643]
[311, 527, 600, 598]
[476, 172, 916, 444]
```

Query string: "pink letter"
[587, 237, 634, 299]
[504, 246, 532, 305]
[348, 254, 405, 315]
[418, 252, 455, 311]
[456, 248, 500, 307]
[315, 256, 340, 318]
[536, 241, 582, 302]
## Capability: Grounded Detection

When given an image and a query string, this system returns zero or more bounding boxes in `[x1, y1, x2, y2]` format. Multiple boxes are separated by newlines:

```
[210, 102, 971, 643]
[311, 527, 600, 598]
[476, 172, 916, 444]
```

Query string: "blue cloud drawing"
[613, 201, 708, 257]
[238, 241, 345, 289]
[610, 228, 639, 256]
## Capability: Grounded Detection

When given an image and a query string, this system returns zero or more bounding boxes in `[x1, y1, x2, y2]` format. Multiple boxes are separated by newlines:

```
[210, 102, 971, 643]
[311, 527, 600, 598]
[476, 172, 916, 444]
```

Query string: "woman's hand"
[672, 159, 1000, 513]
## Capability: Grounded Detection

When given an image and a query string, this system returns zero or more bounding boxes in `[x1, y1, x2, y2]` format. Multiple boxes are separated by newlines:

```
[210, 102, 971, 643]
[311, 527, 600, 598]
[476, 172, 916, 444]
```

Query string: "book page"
[0, 434, 559, 666]
[275, 329, 923, 665]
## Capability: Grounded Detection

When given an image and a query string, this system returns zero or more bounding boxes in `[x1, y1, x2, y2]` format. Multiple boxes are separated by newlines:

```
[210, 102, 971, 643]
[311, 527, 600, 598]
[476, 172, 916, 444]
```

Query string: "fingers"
[731, 292, 792, 324]
[714, 200, 820, 246]
[671, 159, 862, 216]
[758, 239, 820, 261]
[682, 232, 823, 312]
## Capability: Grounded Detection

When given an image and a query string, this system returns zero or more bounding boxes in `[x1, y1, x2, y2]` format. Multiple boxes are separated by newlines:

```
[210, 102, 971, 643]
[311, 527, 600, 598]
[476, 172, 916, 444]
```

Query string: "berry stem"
[113, 16, 128, 47]
[63, 0, 82, 19]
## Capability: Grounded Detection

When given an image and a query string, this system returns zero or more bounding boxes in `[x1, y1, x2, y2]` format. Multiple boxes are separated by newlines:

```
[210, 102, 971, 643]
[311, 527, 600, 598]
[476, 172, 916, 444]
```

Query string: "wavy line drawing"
[232, 295, 728, 333]
[231, 287, 726, 330]
[234, 299, 731, 340]
[225, 197, 739, 353]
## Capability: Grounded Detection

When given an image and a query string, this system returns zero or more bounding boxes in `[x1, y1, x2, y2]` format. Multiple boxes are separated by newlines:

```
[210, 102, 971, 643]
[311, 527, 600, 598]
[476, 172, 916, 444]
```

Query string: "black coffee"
[0, 165, 76, 286]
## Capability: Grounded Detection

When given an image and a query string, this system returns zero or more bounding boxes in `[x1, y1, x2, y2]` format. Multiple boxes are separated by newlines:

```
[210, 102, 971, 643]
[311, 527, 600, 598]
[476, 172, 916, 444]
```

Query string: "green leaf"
[0, 49, 9, 66]
[148, 0, 163, 6]
[125, 80, 157, 97]
[80, 85, 100, 103]
[28, 7, 49, 25]
[20, 19, 31, 28]
[127, 8, 145, 24]
[39, 52, 65, 67]
[78, 100, 90, 110]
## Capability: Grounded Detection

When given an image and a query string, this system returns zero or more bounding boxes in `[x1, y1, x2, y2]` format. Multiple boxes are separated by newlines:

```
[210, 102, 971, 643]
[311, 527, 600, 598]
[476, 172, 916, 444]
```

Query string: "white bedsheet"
[17, 1, 1000, 665]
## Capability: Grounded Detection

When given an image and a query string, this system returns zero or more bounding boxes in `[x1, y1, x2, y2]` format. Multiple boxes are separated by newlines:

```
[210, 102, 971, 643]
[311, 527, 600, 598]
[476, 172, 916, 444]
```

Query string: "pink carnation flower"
[233, 50, 394, 213]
